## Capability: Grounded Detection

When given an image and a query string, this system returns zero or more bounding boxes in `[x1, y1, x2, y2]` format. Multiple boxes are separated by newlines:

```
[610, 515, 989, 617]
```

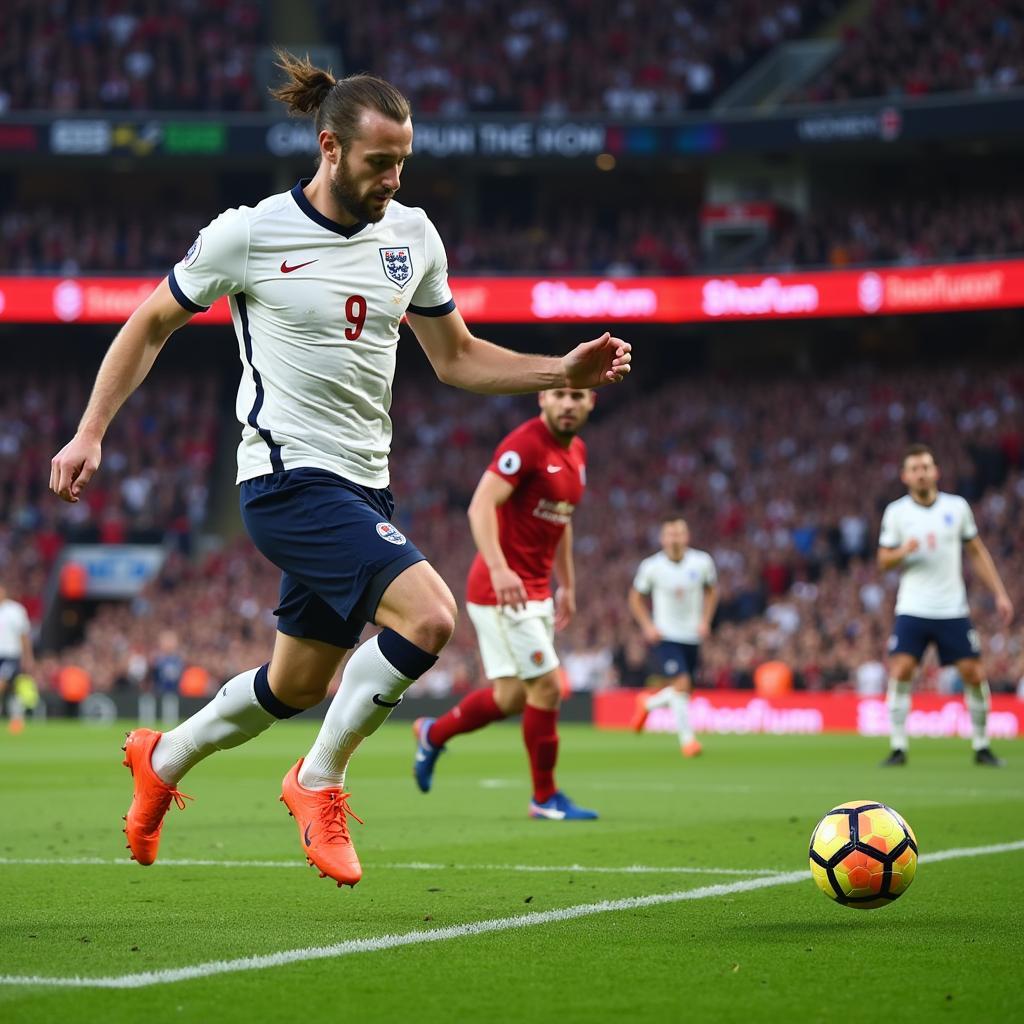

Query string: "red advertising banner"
[2, 260, 1024, 325]
[594, 689, 1023, 739]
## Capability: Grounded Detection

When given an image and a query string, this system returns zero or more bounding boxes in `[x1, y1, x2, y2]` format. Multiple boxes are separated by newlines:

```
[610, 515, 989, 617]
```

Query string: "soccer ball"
[808, 800, 918, 909]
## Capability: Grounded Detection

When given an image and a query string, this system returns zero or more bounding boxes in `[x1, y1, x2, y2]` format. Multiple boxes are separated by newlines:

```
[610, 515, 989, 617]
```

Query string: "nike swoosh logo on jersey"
[546, 465, 563, 473]
[280, 258, 319, 273]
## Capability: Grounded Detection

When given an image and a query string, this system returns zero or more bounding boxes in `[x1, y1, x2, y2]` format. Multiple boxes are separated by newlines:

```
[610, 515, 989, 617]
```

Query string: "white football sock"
[887, 678, 913, 752]
[298, 635, 413, 791]
[644, 686, 675, 710]
[964, 681, 991, 751]
[151, 667, 276, 785]
[669, 690, 695, 745]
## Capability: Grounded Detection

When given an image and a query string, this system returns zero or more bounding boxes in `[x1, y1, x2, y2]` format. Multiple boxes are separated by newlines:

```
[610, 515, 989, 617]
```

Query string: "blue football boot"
[412, 717, 445, 793]
[528, 791, 599, 821]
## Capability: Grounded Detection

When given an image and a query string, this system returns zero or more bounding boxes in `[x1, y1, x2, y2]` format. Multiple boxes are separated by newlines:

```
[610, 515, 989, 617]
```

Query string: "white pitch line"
[381, 862, 783, 876]
[1, 839, 1022, 991]
[0, 856, 780, 876]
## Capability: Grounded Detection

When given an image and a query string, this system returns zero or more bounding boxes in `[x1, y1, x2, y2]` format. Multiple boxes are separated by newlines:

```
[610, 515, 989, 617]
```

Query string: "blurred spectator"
[0, 371, 220, 631]
[0, 0, 266, 113]
[792, 0, 1024, 104]
[6, 186, 1024, 276]
[318, 0, 836, 116]
[0, 201, 212, 274]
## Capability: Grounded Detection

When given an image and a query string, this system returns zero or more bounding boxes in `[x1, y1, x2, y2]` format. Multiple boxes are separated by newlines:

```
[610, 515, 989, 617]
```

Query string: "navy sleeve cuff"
[407, 298, 456, 318]
[168, 269, 210, 313]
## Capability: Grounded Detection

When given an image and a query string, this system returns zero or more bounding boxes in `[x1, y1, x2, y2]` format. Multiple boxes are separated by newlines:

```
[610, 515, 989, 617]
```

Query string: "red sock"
[428, 688, 505, 747]
[522, 704, 559, 803]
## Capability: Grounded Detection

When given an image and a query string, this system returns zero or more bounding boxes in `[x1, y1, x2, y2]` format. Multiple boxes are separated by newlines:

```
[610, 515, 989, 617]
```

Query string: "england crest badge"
[380, 247, 414, 287]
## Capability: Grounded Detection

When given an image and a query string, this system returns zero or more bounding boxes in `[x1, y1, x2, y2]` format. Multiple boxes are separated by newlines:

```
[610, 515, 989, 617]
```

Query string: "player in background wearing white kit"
[0, 582, 34, 733]
[49, 52, 631, 888]
[627, 518, 717, 756]
[878, 445, 1013, 767]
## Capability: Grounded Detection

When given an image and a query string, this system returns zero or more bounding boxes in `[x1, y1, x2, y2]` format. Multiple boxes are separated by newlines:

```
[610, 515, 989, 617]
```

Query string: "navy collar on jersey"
[291, 178, 369, 238]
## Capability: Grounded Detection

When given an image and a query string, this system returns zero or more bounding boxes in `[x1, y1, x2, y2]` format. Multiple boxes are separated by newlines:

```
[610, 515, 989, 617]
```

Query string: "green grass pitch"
[0, 722, 1021, 1023]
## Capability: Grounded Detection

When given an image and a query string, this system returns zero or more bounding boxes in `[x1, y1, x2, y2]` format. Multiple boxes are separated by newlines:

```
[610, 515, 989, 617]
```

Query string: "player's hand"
[903, 538, 920, 556]
[491, 567, 528, 611]
[554, 586, 576, 631]
[996, 593, 1014, 627]
[50, 434, 102, 503]
[698, 621, 711, 641]
[642, 623, 662, 645]
[562, 332, 631, 388]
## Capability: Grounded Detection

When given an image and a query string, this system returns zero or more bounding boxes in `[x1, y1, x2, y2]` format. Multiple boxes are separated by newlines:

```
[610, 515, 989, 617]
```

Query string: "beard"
[329, 158, 393, 224]
[543, 410, 580, 439]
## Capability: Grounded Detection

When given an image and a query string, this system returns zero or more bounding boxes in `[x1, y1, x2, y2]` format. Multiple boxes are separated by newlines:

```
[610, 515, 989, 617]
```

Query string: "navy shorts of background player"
[651, 640, 700, 679]
[241, 468, 426, 650]
[888, 614, 981, 666]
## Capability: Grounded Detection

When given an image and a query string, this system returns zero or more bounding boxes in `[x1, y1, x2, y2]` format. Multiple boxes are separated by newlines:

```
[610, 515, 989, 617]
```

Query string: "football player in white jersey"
[628, 518, 717, 756]
[878, 444, 1013, 767]
[49, 52, 631, 889]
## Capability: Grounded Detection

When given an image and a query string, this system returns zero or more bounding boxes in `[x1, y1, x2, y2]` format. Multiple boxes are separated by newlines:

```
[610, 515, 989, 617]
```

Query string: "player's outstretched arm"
[50, 279, 194, 503]
[409, 309, 631, 393]
[964, 537, 1014, 625]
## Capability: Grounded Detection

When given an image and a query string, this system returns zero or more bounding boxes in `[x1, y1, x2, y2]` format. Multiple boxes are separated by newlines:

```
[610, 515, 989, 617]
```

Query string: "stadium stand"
[317, 0, 839, 115]
[32, 362, 1024, 699]
[0, 0, 267, 112]
[790, 0, 1024, 104]
[0, 371, 221, 630]
[7, 188, 1024, 274]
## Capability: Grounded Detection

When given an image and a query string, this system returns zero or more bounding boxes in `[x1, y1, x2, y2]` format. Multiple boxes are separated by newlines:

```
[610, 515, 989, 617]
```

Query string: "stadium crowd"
[6, 188, 1024, 276]
[318, 0, 838, 116]
[30, 362, 1024, 700]
[0, 0, 838, 116]
[0, 371, 220, 625]
[0, 201, 208, 275]
[4, 0, 1024, 118]
[792, 0, 1024, 104]
[0, 0, 267, 113]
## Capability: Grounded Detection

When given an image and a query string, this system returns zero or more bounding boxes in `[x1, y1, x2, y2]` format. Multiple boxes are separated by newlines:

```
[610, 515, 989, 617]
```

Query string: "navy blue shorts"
[651, 641, 700, 679]
[240, 468, 426, 650]
[888, 615, 981, 666]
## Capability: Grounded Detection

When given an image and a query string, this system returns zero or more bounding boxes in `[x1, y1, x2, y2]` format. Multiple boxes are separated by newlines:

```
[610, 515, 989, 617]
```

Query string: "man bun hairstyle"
[270, 49, 411, 150]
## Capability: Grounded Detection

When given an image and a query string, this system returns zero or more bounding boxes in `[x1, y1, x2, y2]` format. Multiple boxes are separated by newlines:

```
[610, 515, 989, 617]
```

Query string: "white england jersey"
[0, 598, 30, 658]
[169, 179, 455, 488]
[632, 548, 717, 644]
[878, 492, 978, 618]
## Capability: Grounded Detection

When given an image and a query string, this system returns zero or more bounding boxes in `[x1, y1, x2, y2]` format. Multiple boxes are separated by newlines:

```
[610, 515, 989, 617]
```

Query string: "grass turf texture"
[0, 723, 1021, 1023]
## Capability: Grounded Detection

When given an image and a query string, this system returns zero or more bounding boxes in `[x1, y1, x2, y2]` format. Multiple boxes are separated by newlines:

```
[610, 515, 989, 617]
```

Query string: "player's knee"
[959, 663, 984, 687]
[528, 672, 561, 708]
[408, 600, 457, 655]
[274, 676, 329, 710]
[890, 656, 915, 682]
[494, 685, 525, 715]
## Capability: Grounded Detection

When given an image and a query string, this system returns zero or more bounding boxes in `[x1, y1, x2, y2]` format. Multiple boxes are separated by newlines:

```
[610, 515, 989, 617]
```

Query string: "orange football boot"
[629, 692, 651, 733]
[280, 759, 364, 888]
[681, 739, 703, 758]
[121, 728, 192, 865]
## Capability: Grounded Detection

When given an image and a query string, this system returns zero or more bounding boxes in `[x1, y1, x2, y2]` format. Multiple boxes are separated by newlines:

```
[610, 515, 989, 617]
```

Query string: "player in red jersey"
[412, 387, 598, 819]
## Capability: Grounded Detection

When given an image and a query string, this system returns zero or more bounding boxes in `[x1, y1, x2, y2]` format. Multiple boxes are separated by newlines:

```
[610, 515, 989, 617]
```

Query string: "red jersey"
[466, 416, 587, 605]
